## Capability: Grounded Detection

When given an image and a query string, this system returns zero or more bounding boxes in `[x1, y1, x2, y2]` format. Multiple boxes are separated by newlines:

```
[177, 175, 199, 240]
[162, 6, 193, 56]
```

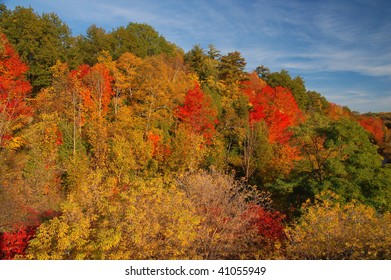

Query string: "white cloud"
[6, 0, 391, 112]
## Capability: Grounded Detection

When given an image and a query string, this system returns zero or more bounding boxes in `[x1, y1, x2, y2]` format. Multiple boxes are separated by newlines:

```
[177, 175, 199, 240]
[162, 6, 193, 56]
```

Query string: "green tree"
[0, 5, 73, 92]
[110, 23, 177, 60]
[185, 45, 219, 83]
[286, 115, 391, 211]
[76, 25, 114, 66]
[218, 51, 246, 86]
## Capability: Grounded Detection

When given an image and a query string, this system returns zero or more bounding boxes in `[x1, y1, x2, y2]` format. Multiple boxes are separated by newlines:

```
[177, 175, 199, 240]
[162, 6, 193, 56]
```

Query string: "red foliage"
[0, 33, 33, 145]
[176, 83, 218, 144]
[0, 209, 61, 259]
[358, 115, 384, 145]
[55, 129, 63, 146]
[247, 205, 286, 242]
[0, 226, 36, 259]
[242, 73, 303, 144]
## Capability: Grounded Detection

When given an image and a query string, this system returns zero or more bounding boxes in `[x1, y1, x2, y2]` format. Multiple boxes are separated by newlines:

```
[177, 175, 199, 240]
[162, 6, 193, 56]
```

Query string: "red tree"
[358, 115, 384, 145]
[176, 82, 218, 144]
[250, 206, 286, 242]
[0, 226, 37, 259]
[0, 33, 32, 146]
[0, 210, 61, 259]
[242, 73, 303, 177]
[242, 73, 303, 144]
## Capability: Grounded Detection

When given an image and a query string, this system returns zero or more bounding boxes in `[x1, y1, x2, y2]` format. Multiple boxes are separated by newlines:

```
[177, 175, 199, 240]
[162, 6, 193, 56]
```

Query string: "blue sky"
[4, 0, 391, 113]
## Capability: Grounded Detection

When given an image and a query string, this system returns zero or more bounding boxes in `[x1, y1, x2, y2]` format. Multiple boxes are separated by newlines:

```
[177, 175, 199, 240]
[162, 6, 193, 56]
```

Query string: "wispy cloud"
[6, 0, 391, 112]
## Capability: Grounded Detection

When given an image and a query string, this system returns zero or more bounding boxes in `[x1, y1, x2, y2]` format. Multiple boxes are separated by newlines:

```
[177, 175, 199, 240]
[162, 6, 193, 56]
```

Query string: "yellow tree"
[98, 51, 142, 116]
[26, 171, 201, 259]
[132, 54, 193, 138]
[286, 191, 391, 259]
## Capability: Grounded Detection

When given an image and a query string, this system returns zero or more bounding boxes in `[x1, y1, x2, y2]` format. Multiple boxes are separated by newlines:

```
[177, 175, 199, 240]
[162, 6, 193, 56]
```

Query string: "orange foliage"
[0, 33, 33, 146]
[326, 103, 351, 120]
[70, 63, 114, 120]
[241, 73, 303, 177]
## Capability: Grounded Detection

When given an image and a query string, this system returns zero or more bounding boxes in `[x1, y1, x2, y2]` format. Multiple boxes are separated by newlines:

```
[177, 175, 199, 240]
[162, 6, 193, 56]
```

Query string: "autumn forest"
[1, 5, 391, 260]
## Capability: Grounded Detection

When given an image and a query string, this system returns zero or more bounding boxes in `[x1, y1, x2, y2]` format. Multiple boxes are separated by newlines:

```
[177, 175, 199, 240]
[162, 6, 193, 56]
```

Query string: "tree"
[242, 73, 303, 144]
[264, 69, 309, 110]
[176, 82, 218, 144]
[286, 192, 391, 259]
[241, 73, 303, 183]
[184, 45, 219, 83]
[255, 65, 270, 79]
[72, 63, 114, 165]
[0, 209, 60, 259]
[178, 171, 276, 259]
[27, 171, 201, 259]
[288, 115, 391, 211]
[218, 51, 246, 87]
[98, 51, 142, 116]
[21, 113, 65, 211]
[357, 115, 385, 145]
[0, 33, 32, 148]
[70, 63, 114, 120]
[133, 54, 193, 138]
[0, 5, 73, 91]
[109, 23, 177, 60]
[121, 23, 176, 58]
[76, 25, 114, 66]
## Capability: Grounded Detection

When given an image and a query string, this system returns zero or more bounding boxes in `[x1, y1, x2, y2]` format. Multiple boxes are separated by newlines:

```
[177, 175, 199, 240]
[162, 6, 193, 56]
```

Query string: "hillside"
[1, 4, 390, 260]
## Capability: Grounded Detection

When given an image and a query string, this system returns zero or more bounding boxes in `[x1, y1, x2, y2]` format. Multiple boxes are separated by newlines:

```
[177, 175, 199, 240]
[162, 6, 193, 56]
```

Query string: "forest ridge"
[0, 4, 391, 260]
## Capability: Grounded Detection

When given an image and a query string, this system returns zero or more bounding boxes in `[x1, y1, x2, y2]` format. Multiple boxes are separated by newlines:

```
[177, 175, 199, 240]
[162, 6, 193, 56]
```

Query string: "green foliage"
[264, 69, 309, 111]
[0, 5, 73, 91]
[77, 23, 177, 66]
[184, 44, 219, 82]
[283, 114, 391, 211]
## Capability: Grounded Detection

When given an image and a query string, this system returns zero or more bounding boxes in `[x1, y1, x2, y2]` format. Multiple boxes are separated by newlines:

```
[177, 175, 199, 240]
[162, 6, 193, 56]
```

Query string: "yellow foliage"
[27, 170, 201, 259]
[286, 191, 391, 259]
[6, 136, 25, 150]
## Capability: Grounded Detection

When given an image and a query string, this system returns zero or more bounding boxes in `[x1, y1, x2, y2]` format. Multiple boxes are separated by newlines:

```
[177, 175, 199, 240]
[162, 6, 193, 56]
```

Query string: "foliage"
[0, 33, 32, 147]
[0, 209, 60, 259]
[27, 171, 201, 259]
[357, 115, 385, 145]
[286, 192, 391, 259]
[0, 3, 390, 261]
[178, 171, 281, 259]
[0, 225, 37, 259]
[262, 69, 309, 110]
[287, 115, 391, 211]
[176, 82, 218, 144]
[0, 5, 73, 91]
[241, 73, 303, 183]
